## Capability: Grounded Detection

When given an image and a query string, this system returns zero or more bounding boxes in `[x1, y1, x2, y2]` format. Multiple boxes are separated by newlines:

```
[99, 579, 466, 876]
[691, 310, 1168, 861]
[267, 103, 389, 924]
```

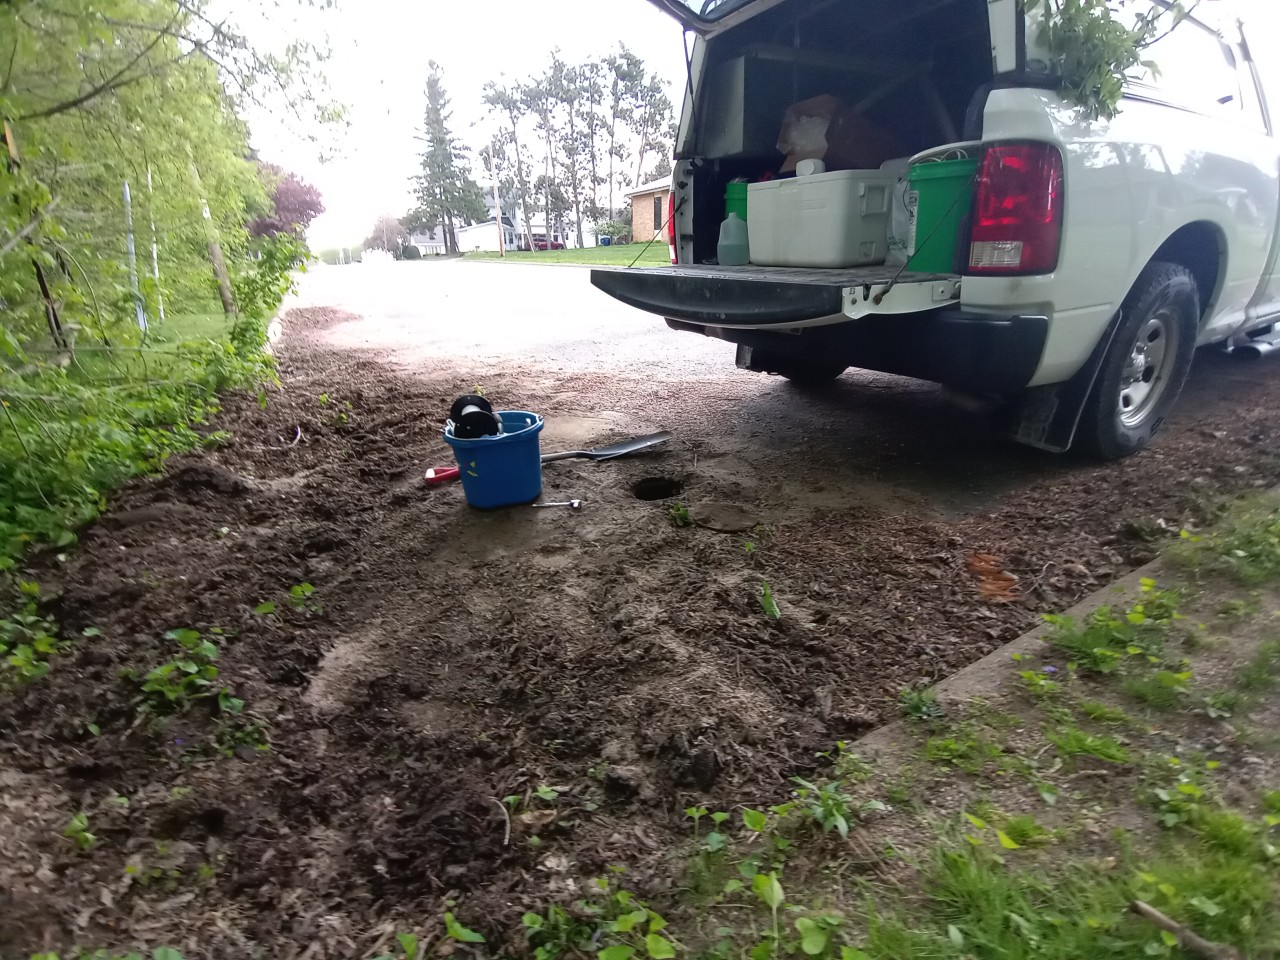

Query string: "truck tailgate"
[591, 263, 958, 326]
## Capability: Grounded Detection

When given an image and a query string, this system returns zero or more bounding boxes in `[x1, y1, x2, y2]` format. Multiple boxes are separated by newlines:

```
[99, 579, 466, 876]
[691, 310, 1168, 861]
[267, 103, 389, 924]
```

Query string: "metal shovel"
[539, 431, 674, 463]
[425, 431, 674, 485]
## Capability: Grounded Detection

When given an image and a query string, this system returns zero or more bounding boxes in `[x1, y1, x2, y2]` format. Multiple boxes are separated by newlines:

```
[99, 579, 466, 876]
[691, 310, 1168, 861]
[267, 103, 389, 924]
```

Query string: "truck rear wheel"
[1077, 262, 1199, 460]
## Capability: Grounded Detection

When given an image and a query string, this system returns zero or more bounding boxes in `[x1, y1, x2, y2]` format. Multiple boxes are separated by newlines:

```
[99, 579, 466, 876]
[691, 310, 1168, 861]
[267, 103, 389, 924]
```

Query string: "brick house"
[627, 178, 672, 242]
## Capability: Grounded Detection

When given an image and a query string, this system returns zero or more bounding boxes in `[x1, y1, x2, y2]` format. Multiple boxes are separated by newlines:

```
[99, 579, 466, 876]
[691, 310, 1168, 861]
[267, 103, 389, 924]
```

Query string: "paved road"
[292, 258, 1279, 513]
[295, 258, 725, 374]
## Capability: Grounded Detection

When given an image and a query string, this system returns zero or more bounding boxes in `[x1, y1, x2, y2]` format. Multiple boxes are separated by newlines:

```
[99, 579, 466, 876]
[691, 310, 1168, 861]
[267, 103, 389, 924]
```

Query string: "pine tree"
[414, 62, 486, 255]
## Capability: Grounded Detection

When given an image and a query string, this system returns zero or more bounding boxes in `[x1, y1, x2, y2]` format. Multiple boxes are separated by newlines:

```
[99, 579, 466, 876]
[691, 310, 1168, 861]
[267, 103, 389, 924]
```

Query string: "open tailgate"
[591, 263, 961, 327]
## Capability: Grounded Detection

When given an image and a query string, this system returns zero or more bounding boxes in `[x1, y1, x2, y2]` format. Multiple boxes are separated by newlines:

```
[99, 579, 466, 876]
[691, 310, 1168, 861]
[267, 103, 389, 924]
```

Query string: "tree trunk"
[566, 122, 584, 249]
[607, 78, 619, 217]
[188, 162, 235, 315]
[633, 92, 653, 189]
[502, 107, 537, 251]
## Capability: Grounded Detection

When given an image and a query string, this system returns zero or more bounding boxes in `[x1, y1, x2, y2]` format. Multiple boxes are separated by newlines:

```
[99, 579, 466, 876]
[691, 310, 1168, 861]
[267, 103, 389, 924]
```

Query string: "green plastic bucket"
[725, 182, 748, 221]
[906, 157, 979, 273]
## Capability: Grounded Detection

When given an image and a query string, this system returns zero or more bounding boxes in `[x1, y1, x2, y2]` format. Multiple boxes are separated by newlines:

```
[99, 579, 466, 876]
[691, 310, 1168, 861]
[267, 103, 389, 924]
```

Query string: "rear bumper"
[675, 309, 1050, 394]
[591, 264, 1048, 392]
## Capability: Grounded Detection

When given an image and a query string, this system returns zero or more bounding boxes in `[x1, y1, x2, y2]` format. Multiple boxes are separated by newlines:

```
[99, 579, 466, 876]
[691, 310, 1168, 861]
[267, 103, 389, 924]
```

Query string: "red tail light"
[667, 192, 677, 264]
[968, 143, 1064, 275]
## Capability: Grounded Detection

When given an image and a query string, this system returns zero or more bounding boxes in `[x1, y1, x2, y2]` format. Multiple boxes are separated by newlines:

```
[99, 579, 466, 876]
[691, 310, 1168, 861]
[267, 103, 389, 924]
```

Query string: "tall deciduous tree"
[523, 71, 560, 249]
[630, 73, 674, 190]
[604, 46, 647, 216]
[483, 81, 537, 251]
[414, 62, 486, 255]
[364, 215, 408, 254]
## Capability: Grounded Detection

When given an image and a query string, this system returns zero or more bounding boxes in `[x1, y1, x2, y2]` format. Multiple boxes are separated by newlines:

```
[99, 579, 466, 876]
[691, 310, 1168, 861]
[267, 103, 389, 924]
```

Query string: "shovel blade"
[579, 430, 674, 460]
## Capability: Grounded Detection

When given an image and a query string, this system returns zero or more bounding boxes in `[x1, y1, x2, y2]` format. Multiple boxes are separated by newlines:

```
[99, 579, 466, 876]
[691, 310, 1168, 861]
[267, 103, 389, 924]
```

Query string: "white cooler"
[747, 169, 900, 268]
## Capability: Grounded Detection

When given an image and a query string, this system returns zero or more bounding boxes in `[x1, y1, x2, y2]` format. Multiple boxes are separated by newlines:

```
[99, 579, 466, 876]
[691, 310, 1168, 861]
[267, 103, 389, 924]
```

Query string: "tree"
[415, 62, 486, 255]
[630, 73, 674, 190]
[483, 81, 537, 251]
[364, 215, 408, 254]
[523, 72, 561, 250]
[576, 60, 607, 223]
[548, 57, 588, 248]
[0, 0, 328, 561]
[604, 46, 647, 215]
[250, 163, 324, 237]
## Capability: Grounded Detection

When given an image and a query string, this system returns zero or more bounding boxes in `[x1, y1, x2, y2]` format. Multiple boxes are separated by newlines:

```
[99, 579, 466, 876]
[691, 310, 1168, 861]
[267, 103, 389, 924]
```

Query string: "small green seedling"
[760, 580, 781, 619]
[443, 912, 485, 943]
[669, 503, 692, 527]
[287, 582, 320, 612]
[63, 812, 96, 850]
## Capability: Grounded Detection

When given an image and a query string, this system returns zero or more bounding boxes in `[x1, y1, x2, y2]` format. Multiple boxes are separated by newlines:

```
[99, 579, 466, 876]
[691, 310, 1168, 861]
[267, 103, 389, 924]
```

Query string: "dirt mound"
[3, 305, 1280, 955]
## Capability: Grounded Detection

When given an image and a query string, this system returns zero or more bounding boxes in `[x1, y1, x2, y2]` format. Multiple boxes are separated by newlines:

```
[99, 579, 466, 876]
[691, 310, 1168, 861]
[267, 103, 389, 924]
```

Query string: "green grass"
[462, 243, 669, 266]
[67, 306, 235, 385]
[1194, 501, 1280, 585]
[1236, 639, 1280, 691]
[858, 838, 1280, 960]
[1046, 725, 1130, 764]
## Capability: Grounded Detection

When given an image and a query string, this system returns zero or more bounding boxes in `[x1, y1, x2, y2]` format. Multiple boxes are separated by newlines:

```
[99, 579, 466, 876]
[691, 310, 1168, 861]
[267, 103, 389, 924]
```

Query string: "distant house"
[455, 216, 521, 253]
[408, 228, 448, 256]
[627, 178, 672, 242]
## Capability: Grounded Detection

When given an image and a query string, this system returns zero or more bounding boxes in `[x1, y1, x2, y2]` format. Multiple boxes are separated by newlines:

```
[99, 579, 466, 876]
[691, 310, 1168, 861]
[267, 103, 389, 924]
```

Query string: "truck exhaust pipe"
[1235, 328, 1280, 359]
[1236, 340, 1280, 359]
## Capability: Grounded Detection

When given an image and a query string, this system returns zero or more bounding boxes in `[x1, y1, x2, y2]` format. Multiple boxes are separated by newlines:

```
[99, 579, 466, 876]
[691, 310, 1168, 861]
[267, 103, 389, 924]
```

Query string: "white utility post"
[122, 181, 147, 332]
[488, 144, 505, 258]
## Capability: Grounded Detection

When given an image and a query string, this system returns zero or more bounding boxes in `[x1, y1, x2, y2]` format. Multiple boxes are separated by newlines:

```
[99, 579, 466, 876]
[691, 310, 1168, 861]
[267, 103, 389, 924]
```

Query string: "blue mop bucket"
[443, 410, 544, 509]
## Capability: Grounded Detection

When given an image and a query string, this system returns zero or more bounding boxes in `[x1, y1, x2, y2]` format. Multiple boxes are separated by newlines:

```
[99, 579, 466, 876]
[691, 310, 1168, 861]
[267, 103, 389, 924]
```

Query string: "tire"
[1076, 262, 1199, 460]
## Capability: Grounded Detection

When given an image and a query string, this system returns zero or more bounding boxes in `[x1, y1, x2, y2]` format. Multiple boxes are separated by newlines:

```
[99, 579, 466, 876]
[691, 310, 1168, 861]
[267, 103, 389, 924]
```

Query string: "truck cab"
[592, 0, 1280, 458]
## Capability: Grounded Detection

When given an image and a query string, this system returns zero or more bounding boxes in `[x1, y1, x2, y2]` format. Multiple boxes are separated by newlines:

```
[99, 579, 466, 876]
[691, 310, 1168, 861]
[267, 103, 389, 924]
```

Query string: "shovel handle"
[425, 466, 460, 485]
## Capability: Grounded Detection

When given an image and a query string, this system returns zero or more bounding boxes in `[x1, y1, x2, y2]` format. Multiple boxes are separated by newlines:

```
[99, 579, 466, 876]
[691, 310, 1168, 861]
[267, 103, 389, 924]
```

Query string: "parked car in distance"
[592, 0, 1280, 459]
[531, 234, 566, 251]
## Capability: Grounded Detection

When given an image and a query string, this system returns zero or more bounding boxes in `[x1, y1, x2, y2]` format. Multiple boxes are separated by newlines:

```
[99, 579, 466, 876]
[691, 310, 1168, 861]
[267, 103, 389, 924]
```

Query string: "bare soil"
[3, 307, 1280, 958]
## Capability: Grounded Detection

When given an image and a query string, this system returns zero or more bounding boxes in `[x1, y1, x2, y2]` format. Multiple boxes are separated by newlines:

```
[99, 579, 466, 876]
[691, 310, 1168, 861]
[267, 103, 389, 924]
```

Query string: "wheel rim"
[1118, 309, 1179, 428]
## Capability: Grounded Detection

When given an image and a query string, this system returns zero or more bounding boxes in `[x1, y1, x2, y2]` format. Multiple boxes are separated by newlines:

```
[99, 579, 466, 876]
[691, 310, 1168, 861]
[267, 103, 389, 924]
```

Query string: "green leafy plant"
[443, 912, 485, 944]
[1026, 0, 1196, 121]
[924, 731, 1002, 773]
[669, 503, 691, 527]
[63, 812, 96, 850]
[134, 628, 244, 718]
[286, 581, 320, 612]
[794, 914, 844, 957]
[1196, 503, 1280, 584]
[1044, 580, 1179, 674]
[372, 932, 421, 960]
[760, 580, 781, 620]
[789, 778, 885, 840]
[522, 883, 678, 960]
[0, 584, 61, 684]
[1123, 669, 1192, 710]
[899, 687, 944, 720]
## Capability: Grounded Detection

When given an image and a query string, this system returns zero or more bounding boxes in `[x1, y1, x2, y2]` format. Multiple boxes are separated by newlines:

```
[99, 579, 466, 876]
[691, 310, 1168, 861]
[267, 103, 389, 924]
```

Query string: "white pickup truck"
[592, 0, 1280, 459]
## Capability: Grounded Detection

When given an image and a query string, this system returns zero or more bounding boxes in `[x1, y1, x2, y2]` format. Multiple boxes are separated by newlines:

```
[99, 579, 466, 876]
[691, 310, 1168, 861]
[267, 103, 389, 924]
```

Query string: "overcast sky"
[243, 0, 1279, 251]
[243, 0, 690, 249]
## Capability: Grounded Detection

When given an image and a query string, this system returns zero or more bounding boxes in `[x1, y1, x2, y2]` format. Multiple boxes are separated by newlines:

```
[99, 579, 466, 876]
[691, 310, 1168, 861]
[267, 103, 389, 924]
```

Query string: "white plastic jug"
[718, 212, 750, 266]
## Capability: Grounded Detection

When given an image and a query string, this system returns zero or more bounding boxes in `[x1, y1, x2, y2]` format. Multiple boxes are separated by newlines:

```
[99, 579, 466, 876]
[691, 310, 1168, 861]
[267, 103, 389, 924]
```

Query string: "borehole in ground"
[631, 477, 684, 501]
